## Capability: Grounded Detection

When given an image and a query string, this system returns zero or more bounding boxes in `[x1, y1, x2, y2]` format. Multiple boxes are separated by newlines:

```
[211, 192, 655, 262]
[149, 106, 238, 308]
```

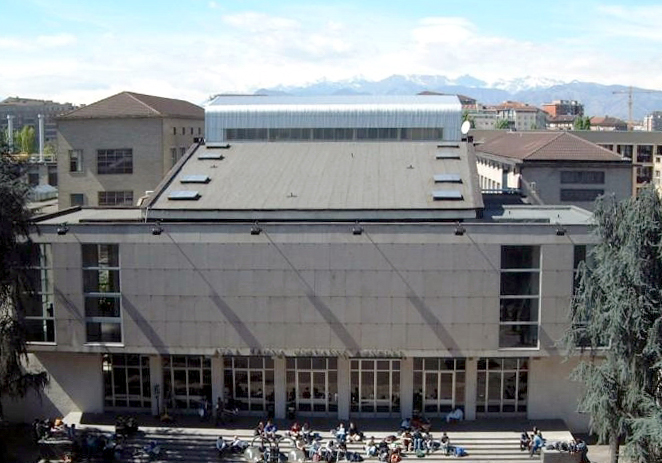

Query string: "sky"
[2, 0, 662, 105]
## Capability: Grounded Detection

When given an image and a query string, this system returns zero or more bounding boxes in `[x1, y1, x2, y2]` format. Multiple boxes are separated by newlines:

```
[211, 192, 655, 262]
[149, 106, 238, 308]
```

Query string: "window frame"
[97, 148, 133, 175]
[22, 243, 56, 344]
[82, 244, 123, 344]
[98, 191, 134, 207]
[69, 149, 83, 173]
[499, 246, 541, 349]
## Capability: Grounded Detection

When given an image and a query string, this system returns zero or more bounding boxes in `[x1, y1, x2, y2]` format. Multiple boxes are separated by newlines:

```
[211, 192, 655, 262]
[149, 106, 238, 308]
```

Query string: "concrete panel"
[3, 352, 102, 423]
[528, 356, 590, 433]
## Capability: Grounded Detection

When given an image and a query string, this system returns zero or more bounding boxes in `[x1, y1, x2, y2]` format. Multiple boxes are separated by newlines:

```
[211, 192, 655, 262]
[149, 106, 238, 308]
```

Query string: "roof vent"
[181, 175, 211, 184]
[432, 190, 463, 201]
[433, 174, 462, 183]
[208, 143, 231, 149]
[168, 190, 201, 200]
[436, 149, 461, 160]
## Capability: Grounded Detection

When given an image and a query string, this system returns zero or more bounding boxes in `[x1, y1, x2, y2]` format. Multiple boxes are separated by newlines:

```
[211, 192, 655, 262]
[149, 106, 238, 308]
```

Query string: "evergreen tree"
[565, 185, 662, 463]
[0, 153, 48, 421]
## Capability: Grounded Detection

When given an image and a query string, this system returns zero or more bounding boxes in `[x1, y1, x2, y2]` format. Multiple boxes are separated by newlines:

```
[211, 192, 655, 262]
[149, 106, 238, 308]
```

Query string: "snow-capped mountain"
[253, 74, 662, 120]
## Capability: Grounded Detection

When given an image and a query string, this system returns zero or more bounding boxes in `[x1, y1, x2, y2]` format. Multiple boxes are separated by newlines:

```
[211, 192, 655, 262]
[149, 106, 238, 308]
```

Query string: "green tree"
[0, 153, 49, 423]
[14, 125, 36, 154]
[495, 119, 511, 129]
[462, 110, 475, 128]
[573, 116, 592, 130]
[565, 185, 662, 463]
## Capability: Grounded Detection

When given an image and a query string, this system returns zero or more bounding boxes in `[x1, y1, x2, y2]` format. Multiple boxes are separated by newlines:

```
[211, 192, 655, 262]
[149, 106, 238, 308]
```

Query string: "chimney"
[6, 115, 14, 152]
[38, 114, 45, 162]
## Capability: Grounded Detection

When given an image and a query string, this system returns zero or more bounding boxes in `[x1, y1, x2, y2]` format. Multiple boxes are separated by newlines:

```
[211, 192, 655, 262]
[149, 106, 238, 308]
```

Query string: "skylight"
[434, 174, 462, 183]
[198, 152, 225, 160]
[180, 175, 211, 184]
[436, 149, 461, 160]
[432, 190, 463, 201]
[168, 190, 201, 200]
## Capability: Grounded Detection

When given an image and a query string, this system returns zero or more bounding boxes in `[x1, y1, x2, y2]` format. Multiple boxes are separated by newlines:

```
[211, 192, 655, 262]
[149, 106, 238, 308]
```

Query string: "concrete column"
[149, 355, 163, 416]
[464, 358, 477, 420]
[399, 358, 413, 419]
[337, 357, 350, 420]
[211, 356, 224, 419]
[273, 357, 286, 419]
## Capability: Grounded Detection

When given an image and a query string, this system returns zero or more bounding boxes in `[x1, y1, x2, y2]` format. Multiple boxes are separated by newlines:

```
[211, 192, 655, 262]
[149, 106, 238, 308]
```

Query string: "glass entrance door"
[350, 359, 400, 417]
[286, 358, 338, 416]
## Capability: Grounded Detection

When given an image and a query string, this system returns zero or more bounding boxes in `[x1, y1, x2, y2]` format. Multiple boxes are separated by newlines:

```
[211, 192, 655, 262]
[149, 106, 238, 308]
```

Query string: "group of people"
[32, 418, 76, 442]
[521, 427, 589, 462]
[520, 426, 546, 456]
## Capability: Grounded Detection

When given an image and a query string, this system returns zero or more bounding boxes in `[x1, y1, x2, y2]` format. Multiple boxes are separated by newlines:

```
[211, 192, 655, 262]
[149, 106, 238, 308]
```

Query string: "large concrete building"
[56, 92, 204, 209]
[7, 95, 596, 433]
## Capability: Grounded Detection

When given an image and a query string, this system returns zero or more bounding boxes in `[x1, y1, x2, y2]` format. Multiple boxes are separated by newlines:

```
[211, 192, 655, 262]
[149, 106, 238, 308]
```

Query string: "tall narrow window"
[499, 246, 540, 348]
[19, 243, 55, 343]
[69, 149, 83, 173]
[83, 244, 122, 343]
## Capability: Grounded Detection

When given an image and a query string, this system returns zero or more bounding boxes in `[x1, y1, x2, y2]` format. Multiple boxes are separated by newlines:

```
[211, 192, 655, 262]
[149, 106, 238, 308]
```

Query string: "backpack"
[313, 453, 321, 462]
[415, 450, 426, 458]
[454, 446, 467, 457]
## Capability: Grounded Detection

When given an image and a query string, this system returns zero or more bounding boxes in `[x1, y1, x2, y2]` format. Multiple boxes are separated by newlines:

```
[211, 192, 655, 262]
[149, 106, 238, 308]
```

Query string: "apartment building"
[56, 92, 204, 209]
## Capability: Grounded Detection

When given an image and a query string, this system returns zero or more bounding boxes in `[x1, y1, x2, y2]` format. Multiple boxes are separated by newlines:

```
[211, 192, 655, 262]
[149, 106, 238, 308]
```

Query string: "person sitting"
[445, 408, 464, 423]
[529, 431, 545, 457]
[231, 435, 248, 453]
[389, 447, 402, 463]
[289, 422, 302, 439]
[399, 417, 411, 433]
[365, 437, 378, 457]
[411, 415, 431, 432]
[308, 439, 322, 460]
[216, 436, 228, 453]
[400, 430, 412, 451]
[412, 429, 424, 452]
[255, 421, 265, 436]
[348, 421, 364, 442]
[519, 431, 531, 451]
[264, 420, 278, 439]
[334, 422, 347, 442]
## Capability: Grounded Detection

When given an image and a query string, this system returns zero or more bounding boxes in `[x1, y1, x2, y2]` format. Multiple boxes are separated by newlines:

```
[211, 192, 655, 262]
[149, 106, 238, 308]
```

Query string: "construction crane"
[612, 86, 662, 129]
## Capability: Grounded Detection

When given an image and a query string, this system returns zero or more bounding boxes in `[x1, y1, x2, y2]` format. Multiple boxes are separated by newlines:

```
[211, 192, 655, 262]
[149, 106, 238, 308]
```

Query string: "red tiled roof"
[58, 91, 203, 120]
[476, 131, 624, 162]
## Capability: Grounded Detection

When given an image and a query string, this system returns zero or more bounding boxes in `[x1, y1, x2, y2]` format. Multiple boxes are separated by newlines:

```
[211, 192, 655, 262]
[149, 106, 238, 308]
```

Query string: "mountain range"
[256, 75, 662, 121]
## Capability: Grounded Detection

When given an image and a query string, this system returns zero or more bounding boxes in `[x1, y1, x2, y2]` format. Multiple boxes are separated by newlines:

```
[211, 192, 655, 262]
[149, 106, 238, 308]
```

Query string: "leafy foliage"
[495, 118, 511, 129]
[573, 116, 592, 130]
[0, 153, 48, 419]
[15, 125, 36, 154]
[565, 186, 662, 462]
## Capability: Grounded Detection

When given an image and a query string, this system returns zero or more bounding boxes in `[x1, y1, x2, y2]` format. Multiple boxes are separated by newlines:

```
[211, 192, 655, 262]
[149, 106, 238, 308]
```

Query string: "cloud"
[36, 33, 77, 48]
[4, 4, 662, 106]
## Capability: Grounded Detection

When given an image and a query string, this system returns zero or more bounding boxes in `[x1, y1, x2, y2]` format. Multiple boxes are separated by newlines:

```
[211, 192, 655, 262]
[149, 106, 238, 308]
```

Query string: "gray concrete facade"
[8, 219, 593, 433]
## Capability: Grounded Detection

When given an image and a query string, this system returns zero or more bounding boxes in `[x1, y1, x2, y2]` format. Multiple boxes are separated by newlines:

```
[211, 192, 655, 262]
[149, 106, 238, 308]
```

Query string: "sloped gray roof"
[58, 92, 203, 120]
[145, 141, 483, 221]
